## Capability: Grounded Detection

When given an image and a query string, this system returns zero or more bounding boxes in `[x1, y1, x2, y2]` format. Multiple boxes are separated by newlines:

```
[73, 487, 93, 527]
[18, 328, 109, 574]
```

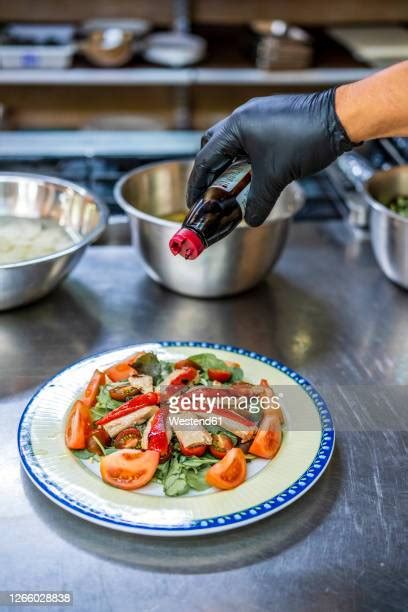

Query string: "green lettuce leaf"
[189, 352, 243, 383]
[91, 385, 122, 422]
[162, 456, 190, 497]
[186, 467, 211, 491]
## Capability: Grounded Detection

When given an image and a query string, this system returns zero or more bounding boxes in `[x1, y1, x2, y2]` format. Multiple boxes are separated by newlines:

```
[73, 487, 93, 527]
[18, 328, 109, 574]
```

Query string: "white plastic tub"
[0, 44, 76, 69]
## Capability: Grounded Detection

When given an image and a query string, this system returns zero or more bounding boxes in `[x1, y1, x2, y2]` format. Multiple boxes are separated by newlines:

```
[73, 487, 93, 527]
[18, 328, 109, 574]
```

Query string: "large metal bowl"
[365, 165, 408, 289]
[0, 173, 108, 310]
[115, 159, 304, 297]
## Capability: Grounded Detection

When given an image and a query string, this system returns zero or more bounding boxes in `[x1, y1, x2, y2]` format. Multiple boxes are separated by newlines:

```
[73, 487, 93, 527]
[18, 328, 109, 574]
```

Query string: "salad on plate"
[65, 350, 283, 496]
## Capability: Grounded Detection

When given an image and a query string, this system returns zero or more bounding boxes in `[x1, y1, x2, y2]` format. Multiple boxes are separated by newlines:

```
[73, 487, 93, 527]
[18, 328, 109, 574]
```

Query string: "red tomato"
[170, 367, 198, 386]
[209, 433, 234, 459]
[86, 428, 111, 455]
[206, 448, 246, 490]
[249, 414, 282, 459]
[65, 400, 91, 450]
[208, 369, 232, 383]
[179, 442, 207, 457]
[109, 385, 140, 402]
[114, 427, 142, 449]
[174, 359, 199, 370]
[100, 449, 159, 490]
[82, 370, 105, 408]
[105, 362, 136, 382]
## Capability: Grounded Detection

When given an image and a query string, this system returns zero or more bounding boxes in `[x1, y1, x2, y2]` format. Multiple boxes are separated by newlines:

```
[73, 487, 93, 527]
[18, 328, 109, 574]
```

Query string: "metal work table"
[1, 221, 407, 611]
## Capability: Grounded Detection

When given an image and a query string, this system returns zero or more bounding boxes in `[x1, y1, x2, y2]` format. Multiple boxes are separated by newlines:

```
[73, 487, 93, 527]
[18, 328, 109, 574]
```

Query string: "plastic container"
[0, 44, 76, 69]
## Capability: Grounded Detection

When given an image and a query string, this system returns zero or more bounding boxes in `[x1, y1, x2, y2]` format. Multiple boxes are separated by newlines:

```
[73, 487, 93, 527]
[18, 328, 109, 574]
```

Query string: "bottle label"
[236, 183, 250, 214]
[212, 160, 251, 192]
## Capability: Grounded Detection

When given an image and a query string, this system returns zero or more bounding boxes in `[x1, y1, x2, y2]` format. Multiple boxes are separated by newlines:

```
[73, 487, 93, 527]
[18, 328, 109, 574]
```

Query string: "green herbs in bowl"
[387, 195, 408, 218]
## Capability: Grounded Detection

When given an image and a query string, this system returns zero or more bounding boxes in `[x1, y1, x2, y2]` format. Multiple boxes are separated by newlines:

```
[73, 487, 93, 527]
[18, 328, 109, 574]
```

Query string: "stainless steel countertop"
[1, 221, 407, 611]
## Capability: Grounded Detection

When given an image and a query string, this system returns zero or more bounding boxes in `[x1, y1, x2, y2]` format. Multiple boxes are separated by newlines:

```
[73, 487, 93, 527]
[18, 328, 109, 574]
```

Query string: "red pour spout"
[169, 228, 205, 260]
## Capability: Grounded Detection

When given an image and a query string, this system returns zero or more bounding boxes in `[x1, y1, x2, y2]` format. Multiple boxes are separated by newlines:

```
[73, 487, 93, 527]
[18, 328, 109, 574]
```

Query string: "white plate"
[18, 341, 334, 536]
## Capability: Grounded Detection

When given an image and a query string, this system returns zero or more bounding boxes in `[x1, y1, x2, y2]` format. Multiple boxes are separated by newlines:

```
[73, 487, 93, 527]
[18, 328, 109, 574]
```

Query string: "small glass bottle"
[169, 159, 252, 260]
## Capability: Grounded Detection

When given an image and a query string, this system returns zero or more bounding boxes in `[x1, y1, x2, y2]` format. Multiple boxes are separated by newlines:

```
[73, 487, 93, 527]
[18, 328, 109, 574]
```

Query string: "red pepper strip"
[147, 409, 169, 455]
[96, 392, 159, 426]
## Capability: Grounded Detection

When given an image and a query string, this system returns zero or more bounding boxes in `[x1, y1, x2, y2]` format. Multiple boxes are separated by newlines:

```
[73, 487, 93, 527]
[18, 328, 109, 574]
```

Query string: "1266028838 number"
[0, 591, 73, 606]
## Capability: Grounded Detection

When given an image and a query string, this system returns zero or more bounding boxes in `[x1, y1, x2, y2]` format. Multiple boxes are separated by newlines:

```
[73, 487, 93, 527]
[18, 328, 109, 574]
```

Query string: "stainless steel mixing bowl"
[0, 173, 108, 310]
[365, 165, 408, 289]
[115, 159, 304, 297]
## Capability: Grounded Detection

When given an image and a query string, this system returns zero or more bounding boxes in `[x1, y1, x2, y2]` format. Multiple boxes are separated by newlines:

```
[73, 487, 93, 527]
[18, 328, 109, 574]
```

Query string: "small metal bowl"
[115, 159, 304, 298]
[365, 165, 408, 289]
[0, 173, 108, 310]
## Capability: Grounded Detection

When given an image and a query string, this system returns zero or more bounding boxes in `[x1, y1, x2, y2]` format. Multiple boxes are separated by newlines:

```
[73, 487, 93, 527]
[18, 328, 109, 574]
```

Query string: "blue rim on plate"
[18, 341, 335, 535]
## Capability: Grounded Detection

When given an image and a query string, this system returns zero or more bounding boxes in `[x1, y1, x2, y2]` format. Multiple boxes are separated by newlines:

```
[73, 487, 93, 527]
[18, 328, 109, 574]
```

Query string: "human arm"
[187, 61, 408, 226]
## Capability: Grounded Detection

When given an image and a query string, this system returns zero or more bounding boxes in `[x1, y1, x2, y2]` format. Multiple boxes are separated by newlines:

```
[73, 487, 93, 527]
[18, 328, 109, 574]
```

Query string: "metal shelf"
[0, 130, 202, 158]
[0, 66, 375, 86]
[196, 67, 374, 85]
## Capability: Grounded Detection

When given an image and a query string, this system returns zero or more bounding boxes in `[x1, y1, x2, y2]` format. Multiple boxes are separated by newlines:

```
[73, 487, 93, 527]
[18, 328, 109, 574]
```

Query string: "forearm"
[336, 61, 408, 142]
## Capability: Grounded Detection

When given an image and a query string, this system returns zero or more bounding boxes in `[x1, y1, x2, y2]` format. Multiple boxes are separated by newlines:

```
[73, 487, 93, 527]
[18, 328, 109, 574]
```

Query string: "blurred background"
[0, 0, 407, 130]
[0, 0, 407, 222]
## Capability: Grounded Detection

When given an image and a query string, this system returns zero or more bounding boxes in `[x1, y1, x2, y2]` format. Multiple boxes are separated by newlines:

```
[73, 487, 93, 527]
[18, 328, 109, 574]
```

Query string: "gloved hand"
[187, 88, 356, 226]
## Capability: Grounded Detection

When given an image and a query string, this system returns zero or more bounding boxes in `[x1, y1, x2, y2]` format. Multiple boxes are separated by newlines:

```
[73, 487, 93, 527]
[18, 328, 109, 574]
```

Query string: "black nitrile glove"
[187, 89, 355, 226]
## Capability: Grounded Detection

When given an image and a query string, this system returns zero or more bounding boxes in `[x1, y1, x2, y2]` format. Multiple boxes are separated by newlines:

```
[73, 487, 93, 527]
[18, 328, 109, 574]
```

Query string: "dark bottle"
[169, 160, 252, 260]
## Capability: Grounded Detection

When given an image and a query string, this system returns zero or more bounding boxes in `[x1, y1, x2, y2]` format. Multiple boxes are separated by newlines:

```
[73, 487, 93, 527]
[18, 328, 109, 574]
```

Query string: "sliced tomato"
[105, 362, 136, 382]
[249, 414, 281, 459]
[170, 367, 199, 386]
[65, 400, 91, 450]
[206, 448, 246, 490]
[208, 369, 232, 383]
[109, 384, 140, 402]
[100, 449, 159, 490]
[179, 442, 207, 457]
[209, 433, 234, 459]
[86, 428, 111, 455]
[81, 369, 105, 408]
[114, 427, 142, 449]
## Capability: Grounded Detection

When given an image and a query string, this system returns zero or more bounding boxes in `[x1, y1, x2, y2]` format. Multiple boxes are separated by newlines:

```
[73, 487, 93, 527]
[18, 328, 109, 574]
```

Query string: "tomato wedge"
[206, 448, 246, 490]
[65, 400, 91, 450]
[249, 414, 281, 459]
[100, 449, 159, 490]
[179, 442, 207, 457]
[109, 384, 140, 402]
[104, 351, 146, 382]
[86, 428, 111, 455]
[105, 362, 136, 382]
[208, 368, 232, 383]
[114, 427, 141, 449]
[81, 369, 105, 408]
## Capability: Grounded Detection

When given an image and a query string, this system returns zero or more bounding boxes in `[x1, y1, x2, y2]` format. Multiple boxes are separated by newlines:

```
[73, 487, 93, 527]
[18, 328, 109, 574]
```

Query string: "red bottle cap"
[169, 228, 205, 260]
